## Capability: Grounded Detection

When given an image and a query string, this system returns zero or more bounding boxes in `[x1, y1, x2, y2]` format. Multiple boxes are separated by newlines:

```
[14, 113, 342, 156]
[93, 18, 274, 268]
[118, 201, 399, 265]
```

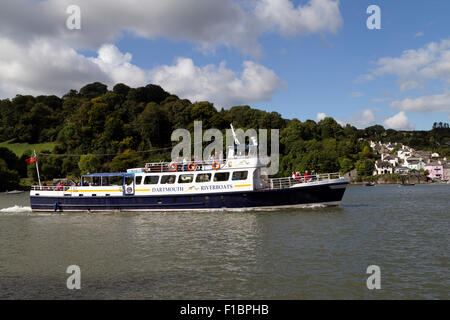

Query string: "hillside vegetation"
[0, 82, 449, 191]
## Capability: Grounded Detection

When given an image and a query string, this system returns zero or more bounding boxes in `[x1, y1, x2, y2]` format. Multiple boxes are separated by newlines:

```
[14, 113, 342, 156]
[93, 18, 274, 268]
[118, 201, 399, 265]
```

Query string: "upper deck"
[127, 143, 268, 174]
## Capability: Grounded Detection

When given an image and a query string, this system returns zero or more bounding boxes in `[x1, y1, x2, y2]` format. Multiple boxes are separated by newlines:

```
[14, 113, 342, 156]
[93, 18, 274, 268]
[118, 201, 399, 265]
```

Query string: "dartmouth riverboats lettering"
[200, 184, 233, 191]
[151, 186, 184, 192]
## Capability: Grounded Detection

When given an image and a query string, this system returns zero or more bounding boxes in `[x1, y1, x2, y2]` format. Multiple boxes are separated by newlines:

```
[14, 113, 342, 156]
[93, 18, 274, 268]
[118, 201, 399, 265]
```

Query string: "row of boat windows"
[135, 170, 248, 185]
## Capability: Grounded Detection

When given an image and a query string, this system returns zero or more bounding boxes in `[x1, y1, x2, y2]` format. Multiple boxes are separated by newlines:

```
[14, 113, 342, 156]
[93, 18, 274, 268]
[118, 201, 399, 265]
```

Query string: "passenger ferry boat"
[30, 140, 349, 212]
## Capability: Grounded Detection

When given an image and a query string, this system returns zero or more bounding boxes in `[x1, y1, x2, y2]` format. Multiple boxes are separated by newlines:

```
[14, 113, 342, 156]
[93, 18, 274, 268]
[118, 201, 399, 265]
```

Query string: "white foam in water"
[0, 205, 32, 213]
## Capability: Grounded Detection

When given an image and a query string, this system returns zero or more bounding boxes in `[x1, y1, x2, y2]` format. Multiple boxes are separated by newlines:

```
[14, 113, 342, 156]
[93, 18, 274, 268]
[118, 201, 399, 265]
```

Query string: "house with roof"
[397, 149, 413, 162]
[443, 163, 450, 181]
[381, 153, 399, 167]
[373, 160, 393, 175]
[394, 167, 409, 175]
[404, 157, 426, 171]
[425, 162, 444, 180]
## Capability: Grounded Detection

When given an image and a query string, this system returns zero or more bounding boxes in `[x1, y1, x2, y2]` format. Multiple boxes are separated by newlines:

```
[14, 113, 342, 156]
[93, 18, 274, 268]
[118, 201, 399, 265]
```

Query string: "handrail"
[32, 172, 344, 192]
[31, 185, 124, 191]
[265, 173, 342, 190]
[31, 185, 73, 191]
[141, 159, 228, 173]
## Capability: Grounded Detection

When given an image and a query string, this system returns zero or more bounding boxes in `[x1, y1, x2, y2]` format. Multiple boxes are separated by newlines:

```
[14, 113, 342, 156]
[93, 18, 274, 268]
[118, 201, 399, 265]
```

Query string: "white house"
[381, 154, 399, 167]
[373, 160, 393, 175]
[404, 158, 426, 171]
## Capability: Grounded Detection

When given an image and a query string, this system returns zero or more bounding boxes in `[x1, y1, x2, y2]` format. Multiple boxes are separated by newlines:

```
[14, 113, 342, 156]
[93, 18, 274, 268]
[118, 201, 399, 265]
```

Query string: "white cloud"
[90, 44, 148, 88]
[362, 39, 450, 88]
[399, 80, 422, 92]
[254, 0, 342, 36]
[383, 111, 415, 130]
[0, 37, 108, 97]
[0, 0, 342, 56]
[0, 39, 284, 108]
[150, 58, 285, 108]
[390, 92, 450, 113]
[349, 92, 364, 97]
[337, 109, 376, 128]
[414, 32, 424, 38]
[0, 0, 340, 104]
[316, 112, 327, 121]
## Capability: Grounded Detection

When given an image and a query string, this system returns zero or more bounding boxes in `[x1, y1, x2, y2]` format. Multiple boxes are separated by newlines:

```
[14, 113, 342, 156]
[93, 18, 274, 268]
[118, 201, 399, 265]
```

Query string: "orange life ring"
[188, 162, 197, 171]
[212, 161, 221, 170]
[169, 163, 178, 172]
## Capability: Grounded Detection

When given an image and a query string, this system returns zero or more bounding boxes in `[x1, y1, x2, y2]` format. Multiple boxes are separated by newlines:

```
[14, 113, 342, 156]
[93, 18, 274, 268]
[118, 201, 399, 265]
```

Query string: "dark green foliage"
[79, 82, 108, 99]
[0, 148, 21, 191]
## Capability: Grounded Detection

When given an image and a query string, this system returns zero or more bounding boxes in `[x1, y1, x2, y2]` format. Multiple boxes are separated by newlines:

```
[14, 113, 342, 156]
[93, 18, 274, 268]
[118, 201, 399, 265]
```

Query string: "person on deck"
[304, 170, 310, 182]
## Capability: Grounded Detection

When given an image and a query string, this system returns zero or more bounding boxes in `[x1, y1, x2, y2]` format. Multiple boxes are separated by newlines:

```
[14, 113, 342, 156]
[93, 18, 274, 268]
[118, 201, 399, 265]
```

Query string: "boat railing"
[266, 173, 342, 190]
[31, 185, 73, 191]
[141, 159, 228, 173]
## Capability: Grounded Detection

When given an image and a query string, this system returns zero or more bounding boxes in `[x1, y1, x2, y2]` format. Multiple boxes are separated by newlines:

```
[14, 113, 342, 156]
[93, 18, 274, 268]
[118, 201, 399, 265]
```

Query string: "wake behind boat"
[29, 132, 349, 213]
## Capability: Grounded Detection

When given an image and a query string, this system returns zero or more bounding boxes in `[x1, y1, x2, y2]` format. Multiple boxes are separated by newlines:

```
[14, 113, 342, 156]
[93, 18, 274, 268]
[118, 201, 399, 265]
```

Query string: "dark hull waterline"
[30, 181, 348, 212]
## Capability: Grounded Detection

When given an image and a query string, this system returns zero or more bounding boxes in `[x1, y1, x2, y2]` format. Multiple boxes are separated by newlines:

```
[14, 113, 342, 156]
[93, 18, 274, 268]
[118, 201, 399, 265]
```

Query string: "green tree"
[78, 154, 101, 175]
[355, 159, 374, 176]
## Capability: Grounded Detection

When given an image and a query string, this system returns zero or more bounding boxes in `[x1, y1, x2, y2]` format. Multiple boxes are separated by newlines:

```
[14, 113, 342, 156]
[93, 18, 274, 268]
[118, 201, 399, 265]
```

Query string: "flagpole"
[34, 149, 41, 187]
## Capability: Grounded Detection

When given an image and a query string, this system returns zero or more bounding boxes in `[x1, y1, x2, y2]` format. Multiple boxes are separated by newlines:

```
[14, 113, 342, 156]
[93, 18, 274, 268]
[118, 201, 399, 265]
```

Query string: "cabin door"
[123, 176, 135, 196]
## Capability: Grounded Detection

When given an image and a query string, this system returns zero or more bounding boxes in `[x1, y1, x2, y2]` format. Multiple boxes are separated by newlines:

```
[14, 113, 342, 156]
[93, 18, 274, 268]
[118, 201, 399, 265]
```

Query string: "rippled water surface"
[0, 185, 448, 299]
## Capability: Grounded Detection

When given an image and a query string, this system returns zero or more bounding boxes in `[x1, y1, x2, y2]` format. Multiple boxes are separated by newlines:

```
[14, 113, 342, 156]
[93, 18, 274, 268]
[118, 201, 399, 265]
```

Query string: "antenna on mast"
[230, 124, 240, 145]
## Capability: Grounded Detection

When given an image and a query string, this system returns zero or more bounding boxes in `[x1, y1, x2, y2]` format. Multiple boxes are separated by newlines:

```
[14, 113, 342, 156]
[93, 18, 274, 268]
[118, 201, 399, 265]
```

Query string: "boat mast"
[34, 149, 42, 187]
[230, 124, 240, 145]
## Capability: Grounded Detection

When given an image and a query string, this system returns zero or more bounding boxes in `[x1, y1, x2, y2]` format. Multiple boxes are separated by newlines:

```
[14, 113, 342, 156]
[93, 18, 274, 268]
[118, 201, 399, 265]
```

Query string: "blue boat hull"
[30, 181, 348, 212]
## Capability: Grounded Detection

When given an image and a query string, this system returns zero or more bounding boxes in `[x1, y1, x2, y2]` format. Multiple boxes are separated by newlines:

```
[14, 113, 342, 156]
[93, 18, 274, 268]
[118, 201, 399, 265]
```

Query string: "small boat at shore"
[365, 182, 375, 186]
[5, 190, 25, 194]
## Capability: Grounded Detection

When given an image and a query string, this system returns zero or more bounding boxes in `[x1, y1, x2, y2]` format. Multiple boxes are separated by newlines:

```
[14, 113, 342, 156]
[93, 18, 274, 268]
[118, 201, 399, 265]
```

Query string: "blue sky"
[1, 0, 449, 130]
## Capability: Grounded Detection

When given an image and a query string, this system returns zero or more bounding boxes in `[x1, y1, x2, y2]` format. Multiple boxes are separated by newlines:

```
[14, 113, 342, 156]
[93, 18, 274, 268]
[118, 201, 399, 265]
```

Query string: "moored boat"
[5, 190, 25, 194]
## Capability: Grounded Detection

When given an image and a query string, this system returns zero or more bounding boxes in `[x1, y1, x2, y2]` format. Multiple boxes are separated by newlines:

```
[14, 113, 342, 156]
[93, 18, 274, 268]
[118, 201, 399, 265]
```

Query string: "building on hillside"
[443, 163, 450, 181]
[373, 160, 393, 175]
[431, 152, 440, 158]
[404, 158, 426, 171]
[397, 149, 412, 162]
[394, 167, 409, 175]
[425, 162, 444, 180]
[381, 154, 398, 167]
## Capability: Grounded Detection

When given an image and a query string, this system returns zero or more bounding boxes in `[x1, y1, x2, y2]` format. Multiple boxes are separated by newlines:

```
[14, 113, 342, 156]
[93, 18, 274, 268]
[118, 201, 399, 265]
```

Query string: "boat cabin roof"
[82, 172, 134, 178]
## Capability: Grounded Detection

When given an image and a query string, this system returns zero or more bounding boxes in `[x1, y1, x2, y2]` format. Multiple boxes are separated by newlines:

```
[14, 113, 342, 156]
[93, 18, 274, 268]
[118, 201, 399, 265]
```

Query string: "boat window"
[124, 176, 133, 185]
[144, 175, 159, 184]
[232, 171, 248, 180]
[135, 176, 142, 185]
[109, 176, 122, 186]
[161, 175, 176, 184]
[178, 174, 194, 183]
[196, 173, 211, 182]
[214, 172, 230, 182]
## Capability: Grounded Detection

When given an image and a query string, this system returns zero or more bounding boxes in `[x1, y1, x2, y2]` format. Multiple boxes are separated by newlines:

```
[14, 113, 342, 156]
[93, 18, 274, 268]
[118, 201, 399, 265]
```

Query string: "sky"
[0, 0, 449, 130]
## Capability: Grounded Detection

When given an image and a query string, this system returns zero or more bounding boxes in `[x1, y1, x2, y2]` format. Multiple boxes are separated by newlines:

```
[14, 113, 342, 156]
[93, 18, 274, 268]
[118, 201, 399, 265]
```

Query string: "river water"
[0, 184, 448, 299]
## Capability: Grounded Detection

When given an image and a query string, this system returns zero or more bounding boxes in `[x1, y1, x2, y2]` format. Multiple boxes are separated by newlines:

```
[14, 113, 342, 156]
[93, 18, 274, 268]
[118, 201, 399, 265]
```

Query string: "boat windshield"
[81, 173, 134, 186]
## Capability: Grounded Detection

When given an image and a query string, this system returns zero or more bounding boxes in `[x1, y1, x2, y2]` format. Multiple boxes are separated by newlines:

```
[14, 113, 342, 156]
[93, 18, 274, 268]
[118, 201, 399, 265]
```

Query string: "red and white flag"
[25, 156, 37, 164]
